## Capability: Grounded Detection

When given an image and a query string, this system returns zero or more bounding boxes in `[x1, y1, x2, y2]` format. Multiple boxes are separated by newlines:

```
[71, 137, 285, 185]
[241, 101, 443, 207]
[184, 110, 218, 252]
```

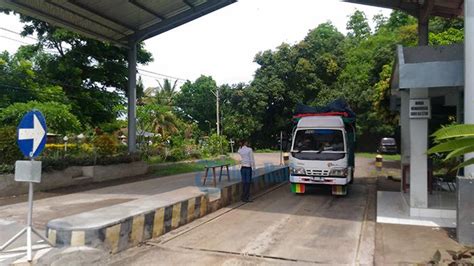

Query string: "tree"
[1, 10, 153, 127]
[143, 78, 179, 106]
[137, 104, 179, 142]
[220, 83, 264, 141]
[249, 22, 345, 147]
[0, 48, 67, 108]
[346, 10, 371, 41]
[175, 75, 218, 133]
[0, 101, 82, 134]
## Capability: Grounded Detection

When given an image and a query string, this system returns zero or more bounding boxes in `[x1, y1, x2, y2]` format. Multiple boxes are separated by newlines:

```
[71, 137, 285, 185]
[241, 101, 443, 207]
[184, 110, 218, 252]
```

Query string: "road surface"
[104, 181, 376, 265]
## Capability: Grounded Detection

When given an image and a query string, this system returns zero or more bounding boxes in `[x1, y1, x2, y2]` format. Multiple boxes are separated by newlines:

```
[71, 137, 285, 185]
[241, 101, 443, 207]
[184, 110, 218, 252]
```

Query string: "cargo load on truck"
[289, 99, 356, 196]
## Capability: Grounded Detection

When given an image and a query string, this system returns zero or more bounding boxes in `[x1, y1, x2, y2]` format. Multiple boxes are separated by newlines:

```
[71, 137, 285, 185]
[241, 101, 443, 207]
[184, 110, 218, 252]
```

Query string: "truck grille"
[305, 169, 330, 176]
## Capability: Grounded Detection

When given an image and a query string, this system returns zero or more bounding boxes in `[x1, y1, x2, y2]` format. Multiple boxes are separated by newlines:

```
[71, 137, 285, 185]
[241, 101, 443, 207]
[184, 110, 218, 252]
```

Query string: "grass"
[254, 148, 279, 153]
[356, 152, 401, 161]
[153, 157, 236, 177]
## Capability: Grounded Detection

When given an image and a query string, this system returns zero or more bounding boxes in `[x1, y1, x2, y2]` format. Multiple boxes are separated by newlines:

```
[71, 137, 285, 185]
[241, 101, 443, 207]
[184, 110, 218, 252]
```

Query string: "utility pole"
[216, 87, 220, 136]
[211, 87, 220, 136]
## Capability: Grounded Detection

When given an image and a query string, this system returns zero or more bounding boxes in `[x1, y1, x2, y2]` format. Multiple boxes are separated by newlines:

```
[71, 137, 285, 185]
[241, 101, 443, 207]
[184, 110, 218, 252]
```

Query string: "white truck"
[289, 114, 355, 196]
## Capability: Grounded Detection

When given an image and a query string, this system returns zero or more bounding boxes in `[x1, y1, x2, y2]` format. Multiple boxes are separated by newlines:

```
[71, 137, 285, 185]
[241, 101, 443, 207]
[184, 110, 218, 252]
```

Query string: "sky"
[0, 0, 391, 88]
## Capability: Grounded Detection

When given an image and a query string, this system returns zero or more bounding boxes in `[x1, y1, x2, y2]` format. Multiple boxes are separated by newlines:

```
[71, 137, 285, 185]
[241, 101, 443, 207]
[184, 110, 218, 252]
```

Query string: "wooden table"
[202, 164, 230, 187]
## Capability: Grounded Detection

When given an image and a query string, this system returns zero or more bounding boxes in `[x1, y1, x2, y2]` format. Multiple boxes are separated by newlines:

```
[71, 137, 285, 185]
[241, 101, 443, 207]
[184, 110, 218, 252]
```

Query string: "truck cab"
[289, 116, 354, 196]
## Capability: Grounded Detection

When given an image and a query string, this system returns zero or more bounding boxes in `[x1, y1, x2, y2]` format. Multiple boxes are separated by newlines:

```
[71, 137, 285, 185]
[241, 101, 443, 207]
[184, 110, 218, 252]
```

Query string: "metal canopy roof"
[0, 0, 236, 47]
[345, 0, 464, 18]
[391, 44, 464, 90]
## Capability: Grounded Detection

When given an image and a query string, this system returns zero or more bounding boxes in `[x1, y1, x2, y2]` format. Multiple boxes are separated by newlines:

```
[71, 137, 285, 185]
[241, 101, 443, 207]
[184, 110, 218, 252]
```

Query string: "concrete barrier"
[0, 161, 149, 197]
[46, 167, 289, 253]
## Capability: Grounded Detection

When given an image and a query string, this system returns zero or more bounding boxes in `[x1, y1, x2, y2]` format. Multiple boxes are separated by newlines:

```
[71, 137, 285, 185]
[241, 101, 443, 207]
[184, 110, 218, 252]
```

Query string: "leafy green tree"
[250, 22, 345, 146]
[346, 10, 371, 41]
[220, 83, 265, 141]
[0, 48, 67, 108]
[137, 104, 179, 141]
[0, 101, 82, 134]
[1, 10, 153, 127]
[175, 75, 218, 132]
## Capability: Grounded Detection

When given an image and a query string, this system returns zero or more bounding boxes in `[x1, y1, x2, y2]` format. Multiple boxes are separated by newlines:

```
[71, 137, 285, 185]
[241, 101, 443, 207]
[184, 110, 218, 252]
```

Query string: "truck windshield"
[293, 129, 344, 152]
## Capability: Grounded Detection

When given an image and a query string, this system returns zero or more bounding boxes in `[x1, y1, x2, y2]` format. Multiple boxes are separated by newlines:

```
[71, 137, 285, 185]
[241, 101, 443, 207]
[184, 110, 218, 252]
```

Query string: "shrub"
[93, 133, 118, 155]
[0, 164, 14, 174]
[201, 134, 229, 157]
[0, 126, 23, 164]
[0, 101, 82, 134]
[41, 153, 141, 172]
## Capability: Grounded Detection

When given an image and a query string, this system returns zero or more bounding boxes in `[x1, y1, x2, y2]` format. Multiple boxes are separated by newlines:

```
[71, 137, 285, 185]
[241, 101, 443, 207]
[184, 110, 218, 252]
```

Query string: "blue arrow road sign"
[17, 110, 47, 158]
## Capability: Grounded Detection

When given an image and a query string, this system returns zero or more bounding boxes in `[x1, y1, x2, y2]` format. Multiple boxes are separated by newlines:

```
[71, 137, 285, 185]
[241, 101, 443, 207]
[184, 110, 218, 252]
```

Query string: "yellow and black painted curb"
[46, 167, 289, 253]
[46, 195, 208, 253]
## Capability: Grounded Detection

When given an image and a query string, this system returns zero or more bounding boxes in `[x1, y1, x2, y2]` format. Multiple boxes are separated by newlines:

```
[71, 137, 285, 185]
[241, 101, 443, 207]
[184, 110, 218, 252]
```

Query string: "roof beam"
[343, 0, 419, 17]
[67, 0, 137, 32]
[44, 0, 127, 38]
[127, 0, 236, 42]
[0, 0, 128, 47]
[128, 0, 165, 21]
[183, 0, 195, 9]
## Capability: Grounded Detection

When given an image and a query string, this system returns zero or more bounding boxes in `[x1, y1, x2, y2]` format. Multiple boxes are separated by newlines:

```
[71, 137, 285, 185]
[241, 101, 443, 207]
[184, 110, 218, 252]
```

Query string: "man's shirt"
[238, 145, 256, 169]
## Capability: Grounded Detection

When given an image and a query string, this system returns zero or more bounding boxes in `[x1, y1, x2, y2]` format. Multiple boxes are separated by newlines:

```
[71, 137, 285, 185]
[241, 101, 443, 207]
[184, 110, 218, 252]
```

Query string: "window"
[293, 129, 345, 152]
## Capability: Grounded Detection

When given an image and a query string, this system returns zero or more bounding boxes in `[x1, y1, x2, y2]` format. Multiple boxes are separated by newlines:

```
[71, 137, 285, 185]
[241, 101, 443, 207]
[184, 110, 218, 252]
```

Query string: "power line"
[0, 27, 38, 41]
[0, 35, 31, 45]
[0, 83, 122, 102]
[137, 68, 187, 82]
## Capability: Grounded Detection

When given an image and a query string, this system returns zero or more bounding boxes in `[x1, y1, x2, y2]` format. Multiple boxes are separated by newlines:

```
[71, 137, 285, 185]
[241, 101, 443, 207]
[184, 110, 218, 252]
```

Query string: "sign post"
[0, 110, 54, 261]
[229, 139, 234, 154]
[409, 98, 431, 119]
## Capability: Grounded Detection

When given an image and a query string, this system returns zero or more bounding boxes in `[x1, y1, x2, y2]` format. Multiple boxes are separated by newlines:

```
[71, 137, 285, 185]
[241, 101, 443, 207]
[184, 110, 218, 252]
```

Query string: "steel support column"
[465, 0, 474, 177]
[457, 0, 474, 247]
[127, 42, 137, 153]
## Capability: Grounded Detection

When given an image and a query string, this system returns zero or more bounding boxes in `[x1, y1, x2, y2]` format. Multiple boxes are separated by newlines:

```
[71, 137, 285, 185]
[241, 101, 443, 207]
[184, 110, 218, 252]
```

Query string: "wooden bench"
[202, 164, 230, 187]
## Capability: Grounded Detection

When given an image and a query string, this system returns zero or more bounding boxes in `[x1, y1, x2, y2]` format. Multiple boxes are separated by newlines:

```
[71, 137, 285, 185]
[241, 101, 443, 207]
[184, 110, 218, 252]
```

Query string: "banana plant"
[428, 124, 474, 169]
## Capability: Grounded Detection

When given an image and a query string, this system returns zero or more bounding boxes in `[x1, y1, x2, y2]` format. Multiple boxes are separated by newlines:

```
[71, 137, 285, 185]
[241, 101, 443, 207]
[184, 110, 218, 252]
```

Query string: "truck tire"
[349, 168, 354, 184]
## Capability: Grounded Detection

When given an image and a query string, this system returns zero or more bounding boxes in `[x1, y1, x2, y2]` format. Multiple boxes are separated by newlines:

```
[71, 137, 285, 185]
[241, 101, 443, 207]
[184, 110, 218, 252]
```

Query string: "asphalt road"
[105, 181, 376, 265]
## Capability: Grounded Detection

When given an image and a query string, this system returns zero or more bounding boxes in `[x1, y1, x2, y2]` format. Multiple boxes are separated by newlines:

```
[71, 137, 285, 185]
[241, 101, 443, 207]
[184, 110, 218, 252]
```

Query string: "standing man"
[238, 140, 256, 202]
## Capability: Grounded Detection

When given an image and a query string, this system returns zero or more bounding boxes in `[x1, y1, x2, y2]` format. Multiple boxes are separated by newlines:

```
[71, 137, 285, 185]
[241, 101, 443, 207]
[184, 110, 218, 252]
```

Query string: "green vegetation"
[255, 149, 279, 153]
[153, 157, 236, 177]
[0, 8, 464, 172]
[356, 153, 401, 161]
[428, 124, 474, 169]
[175, 11, 463, 149]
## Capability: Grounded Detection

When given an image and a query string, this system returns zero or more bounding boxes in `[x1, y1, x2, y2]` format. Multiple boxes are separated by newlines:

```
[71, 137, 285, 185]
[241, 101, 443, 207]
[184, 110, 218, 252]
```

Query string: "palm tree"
[151, 107, 179, 140]
[428, 124, 474, 169]
[142, 78, 178, 106]
[137, 104, 179, 141]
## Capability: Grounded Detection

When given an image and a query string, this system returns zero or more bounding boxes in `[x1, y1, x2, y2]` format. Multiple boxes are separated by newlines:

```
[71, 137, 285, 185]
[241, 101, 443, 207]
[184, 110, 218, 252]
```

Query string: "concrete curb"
[45, 167, 289, 254]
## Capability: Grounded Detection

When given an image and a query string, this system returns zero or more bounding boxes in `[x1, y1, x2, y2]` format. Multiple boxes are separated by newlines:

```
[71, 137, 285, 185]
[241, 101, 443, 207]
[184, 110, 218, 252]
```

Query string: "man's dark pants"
[241, 166, 252, 201]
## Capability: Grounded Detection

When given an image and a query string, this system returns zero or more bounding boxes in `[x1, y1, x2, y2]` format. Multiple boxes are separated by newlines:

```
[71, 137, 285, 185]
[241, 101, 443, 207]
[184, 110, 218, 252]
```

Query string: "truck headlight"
[329, 168, 348, 177]
[291, 167, 306, 175]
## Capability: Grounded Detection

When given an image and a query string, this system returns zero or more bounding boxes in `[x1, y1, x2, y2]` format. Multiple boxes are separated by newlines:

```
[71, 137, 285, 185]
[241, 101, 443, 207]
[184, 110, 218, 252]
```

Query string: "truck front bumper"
[290, 175, 349, 185]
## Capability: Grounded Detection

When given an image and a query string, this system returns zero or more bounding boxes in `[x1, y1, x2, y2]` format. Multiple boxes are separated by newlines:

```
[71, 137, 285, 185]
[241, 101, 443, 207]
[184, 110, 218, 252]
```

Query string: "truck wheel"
[332, 185, 347, 196]
[291, 183, 305, 194]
